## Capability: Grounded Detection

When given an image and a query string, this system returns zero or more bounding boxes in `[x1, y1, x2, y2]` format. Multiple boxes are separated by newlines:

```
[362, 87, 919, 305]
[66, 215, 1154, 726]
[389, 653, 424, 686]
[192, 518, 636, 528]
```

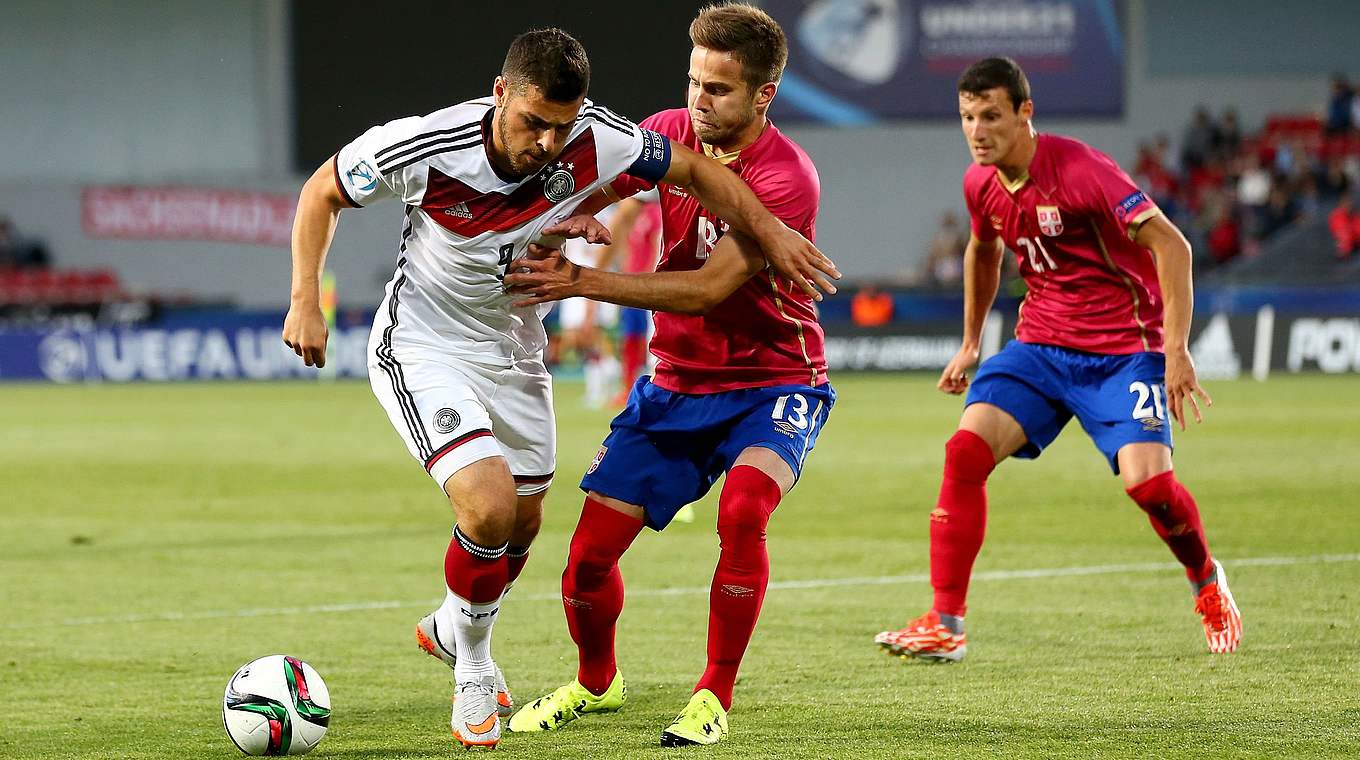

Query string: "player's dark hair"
[958, 57, 1031, 112]
[502, 28, 590, 102]
[689, 3, 788, 91]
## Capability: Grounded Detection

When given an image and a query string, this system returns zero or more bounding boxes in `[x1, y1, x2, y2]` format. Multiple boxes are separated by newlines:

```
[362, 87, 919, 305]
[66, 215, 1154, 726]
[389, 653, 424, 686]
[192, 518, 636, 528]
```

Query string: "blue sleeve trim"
[625, 129, 671, 184]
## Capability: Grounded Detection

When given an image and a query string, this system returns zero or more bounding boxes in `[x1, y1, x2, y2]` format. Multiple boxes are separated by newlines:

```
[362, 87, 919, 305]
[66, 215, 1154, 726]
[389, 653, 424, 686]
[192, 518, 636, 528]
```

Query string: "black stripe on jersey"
[379, 136, 483, 175]
[375, 216, 434, 459]
[582, 107, 634, 137]
[378, 131, 482, 174]
[374, 120, 479, 163]
[585, 104, 632, 131]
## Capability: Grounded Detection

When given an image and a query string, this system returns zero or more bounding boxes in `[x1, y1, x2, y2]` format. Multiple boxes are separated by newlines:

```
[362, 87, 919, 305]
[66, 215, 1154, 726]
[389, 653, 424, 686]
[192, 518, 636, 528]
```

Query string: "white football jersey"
[336, 97, 671, 366]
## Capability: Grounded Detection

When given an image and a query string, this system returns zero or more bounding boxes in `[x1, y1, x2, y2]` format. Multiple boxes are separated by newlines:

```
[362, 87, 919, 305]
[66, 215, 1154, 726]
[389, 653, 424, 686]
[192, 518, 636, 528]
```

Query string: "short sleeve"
[334, 116, 430, 208]
[1072, 148, 1161, 241]
[963, 175, 997, 242]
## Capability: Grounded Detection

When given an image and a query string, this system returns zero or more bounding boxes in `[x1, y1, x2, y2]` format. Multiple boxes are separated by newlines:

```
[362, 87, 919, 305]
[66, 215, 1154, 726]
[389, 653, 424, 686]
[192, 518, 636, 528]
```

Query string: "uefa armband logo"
[346, 160, 379, 192]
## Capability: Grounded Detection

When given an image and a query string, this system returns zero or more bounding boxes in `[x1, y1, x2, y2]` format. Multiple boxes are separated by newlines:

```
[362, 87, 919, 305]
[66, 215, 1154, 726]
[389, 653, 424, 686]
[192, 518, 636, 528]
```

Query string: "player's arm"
[283, 156, 350, 368]
[504, 231, 764, 315]
[594, 198, 645, 272]
[939, 233, 1005, 394]
[1135, 214, 1212, 429]
[661, 142, 839, 299]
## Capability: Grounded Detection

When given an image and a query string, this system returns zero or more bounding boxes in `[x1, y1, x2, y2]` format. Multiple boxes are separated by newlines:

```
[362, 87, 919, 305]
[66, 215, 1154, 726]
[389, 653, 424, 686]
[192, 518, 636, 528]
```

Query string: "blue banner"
[765, 0, 1125, 123]
[0, 311, 372, 382]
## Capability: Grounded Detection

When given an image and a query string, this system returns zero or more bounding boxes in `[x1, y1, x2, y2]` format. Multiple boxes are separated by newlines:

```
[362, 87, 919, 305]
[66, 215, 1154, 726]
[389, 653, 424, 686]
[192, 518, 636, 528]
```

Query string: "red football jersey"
[613, 109, 827, 393]
[965, 133, 1165, 354]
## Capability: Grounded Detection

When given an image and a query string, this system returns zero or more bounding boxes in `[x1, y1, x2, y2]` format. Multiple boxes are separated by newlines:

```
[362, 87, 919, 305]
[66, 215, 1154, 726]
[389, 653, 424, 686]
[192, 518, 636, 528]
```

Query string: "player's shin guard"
[444, 526, 509, 681]
[930, 430, 996, 617]
[695, 465, 781, 710]
[561, 497, 644, 696]
[1126, 471, 1214, 584]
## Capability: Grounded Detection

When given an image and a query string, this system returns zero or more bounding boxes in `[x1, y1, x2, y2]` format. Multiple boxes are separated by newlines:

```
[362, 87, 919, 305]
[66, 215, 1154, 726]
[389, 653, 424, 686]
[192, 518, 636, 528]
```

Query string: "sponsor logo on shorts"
[773, 420, 798, 438]
[1138, 415, 1164, 432]
[587, 445, 607, 474]
[434, 408, 461, 434]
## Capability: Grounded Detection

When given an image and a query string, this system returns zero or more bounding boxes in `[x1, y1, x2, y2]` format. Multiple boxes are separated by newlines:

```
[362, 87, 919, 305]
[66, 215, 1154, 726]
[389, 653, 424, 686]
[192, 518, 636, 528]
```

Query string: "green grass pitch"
[2, 374, 1358, 759]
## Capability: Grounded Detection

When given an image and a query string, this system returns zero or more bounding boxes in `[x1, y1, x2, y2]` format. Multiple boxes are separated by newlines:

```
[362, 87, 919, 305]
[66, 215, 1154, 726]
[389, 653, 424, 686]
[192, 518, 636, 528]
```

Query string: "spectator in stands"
[922, 211, 966, 286]
[0, 215, 50, 270]
[1319, 156, 1352, 198]
[1326, 74, 1355, 135]
[1181, 106, 1216, 170]
[1212, 109, 1243, 162]
[1260, 185, 1299, 239]
[1205, 201, 1241, 266]
[1329, 194, 1358, 259]
[851, 284, 894, 327]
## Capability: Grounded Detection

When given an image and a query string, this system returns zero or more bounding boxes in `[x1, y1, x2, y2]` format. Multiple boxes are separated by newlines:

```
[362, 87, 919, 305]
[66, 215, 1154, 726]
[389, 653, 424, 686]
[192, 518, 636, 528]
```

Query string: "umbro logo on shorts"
[434, 408, 461, 433]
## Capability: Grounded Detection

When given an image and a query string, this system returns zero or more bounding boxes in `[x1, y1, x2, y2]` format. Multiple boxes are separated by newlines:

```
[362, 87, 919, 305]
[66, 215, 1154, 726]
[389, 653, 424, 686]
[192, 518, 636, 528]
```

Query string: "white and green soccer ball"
[223, 655, 331, 756]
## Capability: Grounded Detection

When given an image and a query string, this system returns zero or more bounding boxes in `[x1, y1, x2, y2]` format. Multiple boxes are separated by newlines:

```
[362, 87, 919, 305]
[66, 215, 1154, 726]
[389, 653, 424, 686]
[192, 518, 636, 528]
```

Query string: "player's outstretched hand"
[282, 303, 329, 368]
[1165, 347, 1212, 430]
[760, 224, 840, 300]
[541, 214, 613, 245]
[937, 344, 980, 395]
[504, 245, 583, 307]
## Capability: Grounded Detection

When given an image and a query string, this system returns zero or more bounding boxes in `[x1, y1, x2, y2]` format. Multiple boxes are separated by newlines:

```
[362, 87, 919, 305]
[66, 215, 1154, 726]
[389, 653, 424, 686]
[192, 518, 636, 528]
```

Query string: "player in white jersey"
[281, 29, 839, 749]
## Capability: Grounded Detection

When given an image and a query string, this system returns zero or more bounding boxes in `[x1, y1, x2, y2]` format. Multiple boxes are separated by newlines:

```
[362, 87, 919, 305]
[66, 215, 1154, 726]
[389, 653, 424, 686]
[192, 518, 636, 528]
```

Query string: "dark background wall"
[292, 1, 710, 171]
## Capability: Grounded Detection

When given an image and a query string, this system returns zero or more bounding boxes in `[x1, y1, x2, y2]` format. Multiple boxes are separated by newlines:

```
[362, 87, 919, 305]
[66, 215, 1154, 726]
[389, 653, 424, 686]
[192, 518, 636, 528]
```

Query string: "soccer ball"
[223, 655, 331, 756]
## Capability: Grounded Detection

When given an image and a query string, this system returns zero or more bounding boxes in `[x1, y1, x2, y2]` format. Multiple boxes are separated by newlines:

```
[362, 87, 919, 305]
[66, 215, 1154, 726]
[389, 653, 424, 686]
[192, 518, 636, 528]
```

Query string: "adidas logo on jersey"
[444, 202, 473, 219]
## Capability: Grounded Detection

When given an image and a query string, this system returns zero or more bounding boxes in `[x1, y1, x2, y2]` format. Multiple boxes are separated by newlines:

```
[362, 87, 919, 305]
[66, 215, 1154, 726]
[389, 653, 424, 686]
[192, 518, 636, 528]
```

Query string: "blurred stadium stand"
[1, 0, 1358, 380]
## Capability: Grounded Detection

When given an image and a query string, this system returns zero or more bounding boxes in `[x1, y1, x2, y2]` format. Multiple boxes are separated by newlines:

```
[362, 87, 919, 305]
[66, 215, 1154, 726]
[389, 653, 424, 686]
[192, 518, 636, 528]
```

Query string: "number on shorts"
[1128, 381, 1166, 420]
[772, 393, 810, 430]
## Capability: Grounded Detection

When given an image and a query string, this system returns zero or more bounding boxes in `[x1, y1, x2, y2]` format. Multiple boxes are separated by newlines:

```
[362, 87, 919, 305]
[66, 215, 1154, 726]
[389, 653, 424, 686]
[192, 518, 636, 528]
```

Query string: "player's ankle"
[937, 612, 965, 634]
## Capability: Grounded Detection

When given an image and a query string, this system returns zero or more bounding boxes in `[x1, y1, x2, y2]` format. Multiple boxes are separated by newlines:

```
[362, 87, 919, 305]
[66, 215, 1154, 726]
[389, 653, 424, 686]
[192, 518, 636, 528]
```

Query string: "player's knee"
[944, 429, 998, 484]
[454, 507, 515, 546]
[565, 529, 622, 583]
[716, 467, 781, 545]
[1125, 470, 1177, 508]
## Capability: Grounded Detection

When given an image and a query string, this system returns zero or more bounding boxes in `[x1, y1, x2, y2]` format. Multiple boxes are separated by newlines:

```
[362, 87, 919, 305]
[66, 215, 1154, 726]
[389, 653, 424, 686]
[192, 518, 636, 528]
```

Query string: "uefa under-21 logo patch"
[1115, 191, 1149, 223]
[434, 408, 460, 434]
[346, 159, 378, 192]
[1036, 205, 1063, 236]
[542, 161, 576, 203]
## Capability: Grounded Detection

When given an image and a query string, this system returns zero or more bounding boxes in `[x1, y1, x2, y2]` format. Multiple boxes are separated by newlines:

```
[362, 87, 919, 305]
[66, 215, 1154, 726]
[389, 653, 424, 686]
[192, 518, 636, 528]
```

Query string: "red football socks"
[561, 497, 644, 696]
[1126, 471, 1215, 583]
[506, 545, 529, 587]
[695, 465, 783, 710]
[930, 430, 996, 617]
[444, 526, 509, 604]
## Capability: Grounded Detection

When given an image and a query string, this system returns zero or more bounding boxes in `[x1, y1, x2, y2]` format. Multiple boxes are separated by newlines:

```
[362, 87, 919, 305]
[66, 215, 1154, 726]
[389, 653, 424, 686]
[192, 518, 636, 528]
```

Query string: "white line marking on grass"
[7, 553, 1357, 631]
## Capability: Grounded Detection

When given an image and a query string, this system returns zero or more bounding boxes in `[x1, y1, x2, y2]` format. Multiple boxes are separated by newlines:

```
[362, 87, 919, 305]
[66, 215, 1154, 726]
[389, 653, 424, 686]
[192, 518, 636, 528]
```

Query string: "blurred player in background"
[556, 208, 623, 408]
[504, 4, 833, 746]
[875, 57, 1242, 663]
[596, 190, 664, 403]
[281, 27, 838, 749]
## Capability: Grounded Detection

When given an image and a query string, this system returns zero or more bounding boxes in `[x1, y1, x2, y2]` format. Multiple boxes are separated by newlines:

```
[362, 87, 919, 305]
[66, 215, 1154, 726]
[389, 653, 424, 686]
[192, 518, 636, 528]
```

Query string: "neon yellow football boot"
[659, 689, 728, 747]
[505, 670, 626, 733]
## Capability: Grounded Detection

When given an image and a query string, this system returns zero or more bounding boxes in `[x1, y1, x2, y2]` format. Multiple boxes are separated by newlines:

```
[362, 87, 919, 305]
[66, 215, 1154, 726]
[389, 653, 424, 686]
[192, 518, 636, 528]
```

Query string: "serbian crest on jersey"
[1036, 205, 1063, 236]
[542, 162, 577, 203]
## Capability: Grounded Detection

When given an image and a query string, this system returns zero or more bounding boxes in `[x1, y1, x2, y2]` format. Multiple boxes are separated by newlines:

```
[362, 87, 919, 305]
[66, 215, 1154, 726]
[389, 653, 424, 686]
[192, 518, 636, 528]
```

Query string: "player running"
[875, 57, 1241, 663]
[502, 5, 830, 747]
[281, 28, 838, 749]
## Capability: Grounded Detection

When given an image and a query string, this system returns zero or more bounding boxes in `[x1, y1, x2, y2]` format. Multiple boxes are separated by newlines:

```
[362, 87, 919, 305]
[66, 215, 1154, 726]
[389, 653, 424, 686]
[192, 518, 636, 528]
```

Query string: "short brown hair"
[958, 57, 1031, 112]
[502, 28, 590, 102]
[688, 3, 788, 91]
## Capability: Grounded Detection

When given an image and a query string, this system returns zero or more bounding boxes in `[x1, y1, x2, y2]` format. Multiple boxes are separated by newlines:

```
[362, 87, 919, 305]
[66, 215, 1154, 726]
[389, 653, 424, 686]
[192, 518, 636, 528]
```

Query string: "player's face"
[493, 78, 584, 177]
[959, 88, 1033, 166]
[686, 46, 765, 147]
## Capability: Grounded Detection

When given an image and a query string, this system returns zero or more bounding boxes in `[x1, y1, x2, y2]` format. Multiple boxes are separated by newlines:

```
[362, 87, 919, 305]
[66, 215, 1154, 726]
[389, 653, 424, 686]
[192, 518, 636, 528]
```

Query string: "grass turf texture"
[1, 374, 1358, 759]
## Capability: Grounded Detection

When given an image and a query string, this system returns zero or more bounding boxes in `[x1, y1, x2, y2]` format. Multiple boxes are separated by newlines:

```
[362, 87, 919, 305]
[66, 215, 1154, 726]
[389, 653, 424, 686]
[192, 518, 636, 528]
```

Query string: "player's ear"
[493, 76, 509, 107]
[753, 82, 778, 113]
[1018, 99, 1034, 121]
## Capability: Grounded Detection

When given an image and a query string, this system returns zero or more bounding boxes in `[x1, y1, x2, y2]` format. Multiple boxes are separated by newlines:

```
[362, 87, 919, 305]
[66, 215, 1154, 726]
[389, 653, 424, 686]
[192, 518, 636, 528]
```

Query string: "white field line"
[6, 553, 1358, 631]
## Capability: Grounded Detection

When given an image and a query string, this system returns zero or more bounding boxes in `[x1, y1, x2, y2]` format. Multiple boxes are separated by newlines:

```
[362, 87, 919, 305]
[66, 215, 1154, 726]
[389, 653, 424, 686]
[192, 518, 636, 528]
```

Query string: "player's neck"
[706, 116, 768, 158]
[996, 125, 1038, 185]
